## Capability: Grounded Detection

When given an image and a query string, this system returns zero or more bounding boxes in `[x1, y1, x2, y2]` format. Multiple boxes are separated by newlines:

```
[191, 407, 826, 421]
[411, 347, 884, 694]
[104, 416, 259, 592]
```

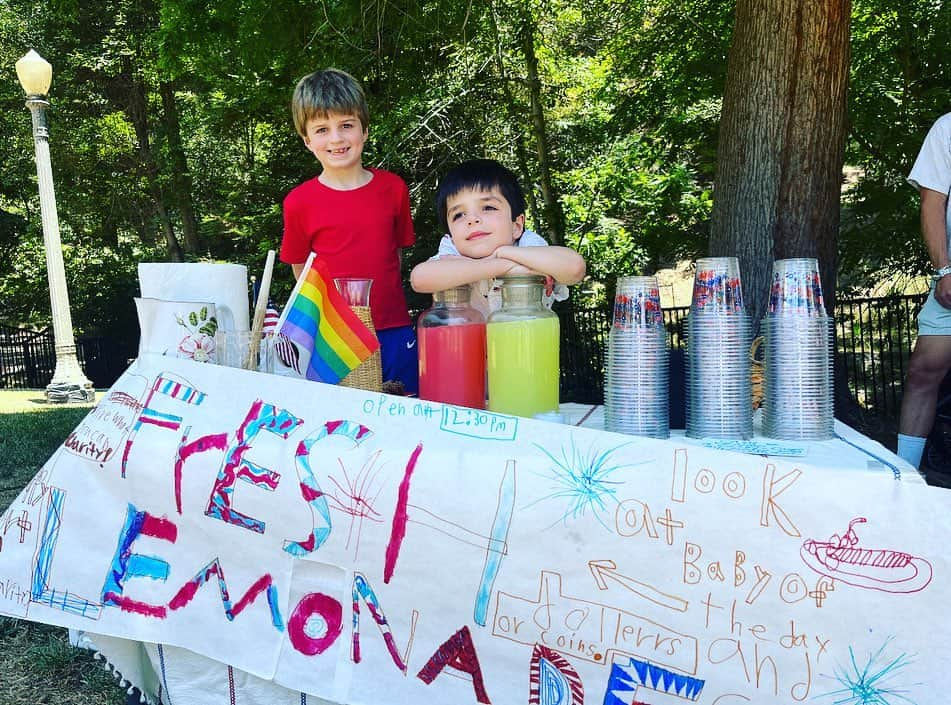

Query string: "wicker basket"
[750, 335, 765, 410]
[339, 305, 383, 392]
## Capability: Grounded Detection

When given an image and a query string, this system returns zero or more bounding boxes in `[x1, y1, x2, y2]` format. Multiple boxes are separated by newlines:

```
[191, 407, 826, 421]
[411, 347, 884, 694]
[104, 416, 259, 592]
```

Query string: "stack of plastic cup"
[604, 276, 669, 438]
[762, 258, 834, 440]
[685, 257, 753, 439]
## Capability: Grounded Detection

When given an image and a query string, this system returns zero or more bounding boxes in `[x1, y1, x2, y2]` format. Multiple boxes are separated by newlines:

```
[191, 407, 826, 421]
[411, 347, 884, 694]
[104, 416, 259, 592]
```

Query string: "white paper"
[138, 262, 249, 332]
[1, 354, 949, 705]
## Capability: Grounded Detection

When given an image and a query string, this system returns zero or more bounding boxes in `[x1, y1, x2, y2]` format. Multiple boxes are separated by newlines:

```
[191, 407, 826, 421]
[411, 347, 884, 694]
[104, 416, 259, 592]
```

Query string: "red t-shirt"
[280, 168, 416, 330]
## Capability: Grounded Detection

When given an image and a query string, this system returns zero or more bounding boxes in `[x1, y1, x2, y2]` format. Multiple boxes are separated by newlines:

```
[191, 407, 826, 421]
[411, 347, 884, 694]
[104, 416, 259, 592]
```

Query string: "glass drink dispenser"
[487, 274, 560, 417]
[417, 285, 486, 409]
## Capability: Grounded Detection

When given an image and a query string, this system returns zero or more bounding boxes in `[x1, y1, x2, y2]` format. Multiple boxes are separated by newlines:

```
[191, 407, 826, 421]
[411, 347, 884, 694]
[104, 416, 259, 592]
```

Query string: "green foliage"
[0, 0, 944, 336]
[0, 228, 152, 335]
[561, 134, 712, 284]
[841, 0, 951, 290]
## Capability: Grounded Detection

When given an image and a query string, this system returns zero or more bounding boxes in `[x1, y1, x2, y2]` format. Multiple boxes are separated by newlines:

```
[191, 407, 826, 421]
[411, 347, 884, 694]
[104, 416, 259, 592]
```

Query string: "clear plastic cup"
[215, 330, 274, 372]
[691, 257, 744, 314]
[684, 308, 753, 439]
[613, 276, 663, 328]
[603, 295, 669, 438]
[767, 258, 826, 316]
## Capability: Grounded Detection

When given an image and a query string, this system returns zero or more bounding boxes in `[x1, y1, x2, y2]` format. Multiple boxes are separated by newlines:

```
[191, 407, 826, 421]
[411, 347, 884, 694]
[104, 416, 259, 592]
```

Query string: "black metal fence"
[0, 292, 927, 419]
[834, 293, 926, 417]
[0, 325, 137, 390]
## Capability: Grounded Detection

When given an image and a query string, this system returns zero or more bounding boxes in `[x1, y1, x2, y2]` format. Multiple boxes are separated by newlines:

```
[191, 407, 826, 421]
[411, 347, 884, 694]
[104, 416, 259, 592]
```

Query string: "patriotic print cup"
[604, 275, 669, 439]
[686, 257, 753, 439]
[767, 258, 826, 316]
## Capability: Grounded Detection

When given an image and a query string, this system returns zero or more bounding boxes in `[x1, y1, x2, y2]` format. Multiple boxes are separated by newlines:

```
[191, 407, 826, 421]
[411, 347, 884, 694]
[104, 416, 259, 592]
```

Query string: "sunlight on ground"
[865, 273, 931, 297]
[0, 389, 100, 413]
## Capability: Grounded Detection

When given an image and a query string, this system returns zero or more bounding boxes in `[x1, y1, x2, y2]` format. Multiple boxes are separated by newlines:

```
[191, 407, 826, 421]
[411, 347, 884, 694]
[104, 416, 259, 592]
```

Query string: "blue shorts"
[377, 325, 419, 396]
[918, 285, 951, 335]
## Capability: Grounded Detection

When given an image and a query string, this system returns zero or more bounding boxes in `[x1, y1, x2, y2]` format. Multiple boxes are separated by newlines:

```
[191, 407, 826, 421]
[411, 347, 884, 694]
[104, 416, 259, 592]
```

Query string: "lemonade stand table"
[0, 355, 946, 705]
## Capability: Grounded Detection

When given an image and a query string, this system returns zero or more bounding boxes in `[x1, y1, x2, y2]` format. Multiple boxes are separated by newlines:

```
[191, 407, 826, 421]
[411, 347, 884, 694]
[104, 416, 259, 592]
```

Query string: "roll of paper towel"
[138, 263, 249, 332]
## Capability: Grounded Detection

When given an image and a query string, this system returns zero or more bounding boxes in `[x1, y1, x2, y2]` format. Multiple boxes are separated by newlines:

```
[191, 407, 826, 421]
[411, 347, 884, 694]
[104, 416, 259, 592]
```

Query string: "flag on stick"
[275, 253, 379, 384]
[263, 302, 301, 374]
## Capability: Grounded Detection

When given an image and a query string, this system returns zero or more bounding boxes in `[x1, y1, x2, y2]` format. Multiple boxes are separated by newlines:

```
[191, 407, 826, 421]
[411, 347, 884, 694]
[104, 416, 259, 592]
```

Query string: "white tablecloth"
[558, 403, 922, 484]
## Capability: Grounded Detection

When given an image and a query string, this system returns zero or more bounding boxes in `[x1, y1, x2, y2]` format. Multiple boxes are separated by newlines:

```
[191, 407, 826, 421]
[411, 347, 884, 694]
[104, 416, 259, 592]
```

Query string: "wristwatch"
[936, 265, 951, 279]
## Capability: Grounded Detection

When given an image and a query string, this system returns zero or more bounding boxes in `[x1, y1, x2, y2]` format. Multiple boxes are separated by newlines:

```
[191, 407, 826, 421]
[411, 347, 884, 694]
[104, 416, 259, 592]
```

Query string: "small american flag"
[263, 302, 301, 374]
[262, 304, 281, 333]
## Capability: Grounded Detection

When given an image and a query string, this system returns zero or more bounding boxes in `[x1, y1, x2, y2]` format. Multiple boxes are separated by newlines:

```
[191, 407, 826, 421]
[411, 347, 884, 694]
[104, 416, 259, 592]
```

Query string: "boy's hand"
[491, 245, 515, 260]
[505, 263, 539, 276]
[492, 246, 560, 291]
[493, 246, 535, 275]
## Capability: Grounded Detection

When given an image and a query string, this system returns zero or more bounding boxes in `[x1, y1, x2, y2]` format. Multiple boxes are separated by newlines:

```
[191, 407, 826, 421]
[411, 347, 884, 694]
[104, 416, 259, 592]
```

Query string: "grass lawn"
[0, 390, 126, 705]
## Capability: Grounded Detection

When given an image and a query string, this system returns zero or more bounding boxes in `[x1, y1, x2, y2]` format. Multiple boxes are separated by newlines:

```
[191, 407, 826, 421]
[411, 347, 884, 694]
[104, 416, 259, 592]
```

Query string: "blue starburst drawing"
[816, 637, 919, 705]
[524, 438, 645, 529]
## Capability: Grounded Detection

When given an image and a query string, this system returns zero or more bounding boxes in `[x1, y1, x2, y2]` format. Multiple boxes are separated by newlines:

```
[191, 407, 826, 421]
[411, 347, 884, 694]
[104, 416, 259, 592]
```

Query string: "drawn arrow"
[588, 559, 689, 613]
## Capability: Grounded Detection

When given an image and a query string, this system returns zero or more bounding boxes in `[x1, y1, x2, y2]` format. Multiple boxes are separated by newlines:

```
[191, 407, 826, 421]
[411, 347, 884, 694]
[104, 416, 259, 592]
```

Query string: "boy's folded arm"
[410, 256, 514, 293]
[495, 245, 586, 285]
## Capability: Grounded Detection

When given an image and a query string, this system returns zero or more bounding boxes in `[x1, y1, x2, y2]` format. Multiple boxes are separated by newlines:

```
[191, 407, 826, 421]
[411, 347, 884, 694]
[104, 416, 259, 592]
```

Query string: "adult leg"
[899, 334, 951, 437]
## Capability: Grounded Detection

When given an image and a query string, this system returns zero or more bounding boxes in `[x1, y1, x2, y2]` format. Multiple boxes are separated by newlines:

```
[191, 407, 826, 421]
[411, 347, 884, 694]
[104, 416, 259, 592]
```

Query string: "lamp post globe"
[16, 50, 94, 403]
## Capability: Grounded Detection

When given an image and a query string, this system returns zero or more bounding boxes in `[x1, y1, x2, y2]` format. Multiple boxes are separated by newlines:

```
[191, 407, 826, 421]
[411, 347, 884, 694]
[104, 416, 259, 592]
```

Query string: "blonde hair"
[291, 68, 369, 138]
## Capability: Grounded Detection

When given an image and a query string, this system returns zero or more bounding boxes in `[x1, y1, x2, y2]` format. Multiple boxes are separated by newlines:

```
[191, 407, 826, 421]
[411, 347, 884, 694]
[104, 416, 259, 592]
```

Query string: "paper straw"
[245, 249, 276, 370]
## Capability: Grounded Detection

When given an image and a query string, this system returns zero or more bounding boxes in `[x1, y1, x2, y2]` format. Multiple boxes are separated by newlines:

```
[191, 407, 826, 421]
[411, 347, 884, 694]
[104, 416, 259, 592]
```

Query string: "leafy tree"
[1, 0, 941, 362]
[840, 0, 951, 291]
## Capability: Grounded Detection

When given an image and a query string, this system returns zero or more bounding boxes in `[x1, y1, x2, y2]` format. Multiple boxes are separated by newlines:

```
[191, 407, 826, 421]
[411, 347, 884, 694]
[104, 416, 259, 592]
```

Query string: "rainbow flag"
[276, 254, 379, 384]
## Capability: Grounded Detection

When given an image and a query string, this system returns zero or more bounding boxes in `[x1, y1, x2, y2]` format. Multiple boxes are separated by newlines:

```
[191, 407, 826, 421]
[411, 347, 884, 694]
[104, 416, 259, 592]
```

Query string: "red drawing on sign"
[800, 517, 932, 594]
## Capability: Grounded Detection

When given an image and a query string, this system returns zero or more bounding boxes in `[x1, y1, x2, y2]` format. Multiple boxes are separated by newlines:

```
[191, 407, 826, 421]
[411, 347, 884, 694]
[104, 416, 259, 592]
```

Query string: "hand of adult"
[937, 274, 951, 309]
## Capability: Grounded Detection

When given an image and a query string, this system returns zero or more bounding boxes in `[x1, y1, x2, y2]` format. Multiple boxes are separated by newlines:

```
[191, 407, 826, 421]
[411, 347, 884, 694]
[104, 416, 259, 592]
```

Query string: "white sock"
[897, 433, 927, 469]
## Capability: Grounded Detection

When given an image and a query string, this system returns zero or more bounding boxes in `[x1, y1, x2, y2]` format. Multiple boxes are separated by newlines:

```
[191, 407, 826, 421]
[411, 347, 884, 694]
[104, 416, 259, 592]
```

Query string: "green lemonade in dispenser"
[487, 274, 560, 417]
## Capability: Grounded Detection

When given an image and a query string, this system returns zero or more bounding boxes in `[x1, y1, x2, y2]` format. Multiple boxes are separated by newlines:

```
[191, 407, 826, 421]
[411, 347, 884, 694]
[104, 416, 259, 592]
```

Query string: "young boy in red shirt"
[280, 68, 418, 394]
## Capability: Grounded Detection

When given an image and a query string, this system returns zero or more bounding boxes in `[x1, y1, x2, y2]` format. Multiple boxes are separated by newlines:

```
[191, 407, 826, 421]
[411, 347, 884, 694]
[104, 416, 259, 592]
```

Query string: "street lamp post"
[15, 50, 94, 403]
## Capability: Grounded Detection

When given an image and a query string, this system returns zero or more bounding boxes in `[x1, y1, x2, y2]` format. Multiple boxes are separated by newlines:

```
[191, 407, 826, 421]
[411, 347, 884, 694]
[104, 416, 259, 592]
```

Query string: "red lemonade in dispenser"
[419, 324, 486, 408]
[417, 285, 486, 409]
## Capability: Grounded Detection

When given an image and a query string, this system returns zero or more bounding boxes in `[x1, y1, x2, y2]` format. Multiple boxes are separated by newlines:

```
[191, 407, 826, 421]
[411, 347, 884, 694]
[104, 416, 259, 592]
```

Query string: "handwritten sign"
[0, 354, 948, 705]
[701, 438, 808, 457]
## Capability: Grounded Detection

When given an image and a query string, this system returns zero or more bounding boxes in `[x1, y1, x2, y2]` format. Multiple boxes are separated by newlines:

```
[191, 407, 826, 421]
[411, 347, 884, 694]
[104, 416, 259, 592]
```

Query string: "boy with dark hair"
[280, 68, 418, 394]
[411, 159, 585, 315]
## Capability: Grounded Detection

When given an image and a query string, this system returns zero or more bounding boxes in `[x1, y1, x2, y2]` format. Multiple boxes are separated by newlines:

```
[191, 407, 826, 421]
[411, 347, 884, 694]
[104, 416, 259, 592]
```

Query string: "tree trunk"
[709, 0, 850, 326]
[160, 81, 200, 254]
[518, 2, 566, 246]
[126, 66, 184, 262]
